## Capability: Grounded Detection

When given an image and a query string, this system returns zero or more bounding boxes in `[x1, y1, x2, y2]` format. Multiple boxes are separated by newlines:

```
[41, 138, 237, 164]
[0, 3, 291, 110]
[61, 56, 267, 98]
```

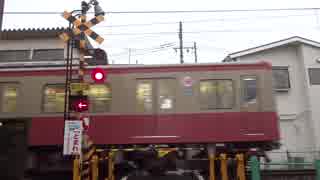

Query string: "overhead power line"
[3, 7, 320, 14]
[95, 13, 313, 28]
[99, 27, 320, 36]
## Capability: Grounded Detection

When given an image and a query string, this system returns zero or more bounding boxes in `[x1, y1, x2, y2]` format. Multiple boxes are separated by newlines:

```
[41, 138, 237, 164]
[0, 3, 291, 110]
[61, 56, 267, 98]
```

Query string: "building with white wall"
[224, 36, 320, 162]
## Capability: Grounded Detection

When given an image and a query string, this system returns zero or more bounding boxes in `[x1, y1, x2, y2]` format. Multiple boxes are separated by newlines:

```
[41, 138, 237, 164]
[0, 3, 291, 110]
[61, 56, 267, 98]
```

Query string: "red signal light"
[74, 99, 89, 112]
[69, 95, 89, 112]
[91, 67, 106, 83]
[77, 101, 88, 109]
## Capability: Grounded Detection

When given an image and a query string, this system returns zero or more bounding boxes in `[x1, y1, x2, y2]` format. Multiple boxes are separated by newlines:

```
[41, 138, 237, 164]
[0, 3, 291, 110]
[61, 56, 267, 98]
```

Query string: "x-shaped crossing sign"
[59, 11, 104, 48]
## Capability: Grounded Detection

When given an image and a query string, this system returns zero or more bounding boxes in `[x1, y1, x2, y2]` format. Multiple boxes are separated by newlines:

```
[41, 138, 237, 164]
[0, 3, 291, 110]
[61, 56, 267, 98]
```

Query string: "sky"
[3, 0, 320, 64]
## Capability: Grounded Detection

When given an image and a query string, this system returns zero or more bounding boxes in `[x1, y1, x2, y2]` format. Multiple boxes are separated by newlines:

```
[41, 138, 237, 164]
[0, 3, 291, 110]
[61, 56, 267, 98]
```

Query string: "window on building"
[200, 80, 234, 109]
[272, 67, 290, 90]
[88, 84, 111, 112]
[136, 80, 153, 113]
[33, 49, 64, 61]
[0, 83, 19, 113]
[0, 50, 30, 62]
[43, 85, 65, 113]
[241, 76, 257, 104]
[308, 68, 320, 85]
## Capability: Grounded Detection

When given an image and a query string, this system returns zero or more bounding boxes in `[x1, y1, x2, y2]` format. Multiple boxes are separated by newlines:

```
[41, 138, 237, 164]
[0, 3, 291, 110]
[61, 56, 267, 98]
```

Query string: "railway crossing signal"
[59, 10, 104, 48]
[60, 1, 105, 179]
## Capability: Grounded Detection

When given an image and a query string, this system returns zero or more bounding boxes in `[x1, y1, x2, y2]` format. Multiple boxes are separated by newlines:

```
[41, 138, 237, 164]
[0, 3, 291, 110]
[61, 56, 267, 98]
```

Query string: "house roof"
[0, 27, 94, 49]
[0, 27, 67, 40]
[226, 36, 320, 60]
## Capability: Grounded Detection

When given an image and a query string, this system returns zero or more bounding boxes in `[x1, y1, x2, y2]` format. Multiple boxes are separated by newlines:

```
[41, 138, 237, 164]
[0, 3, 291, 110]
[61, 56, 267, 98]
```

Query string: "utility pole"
[173, 41, 198, 63]
[0, 0, 5, 31]
[179, 21, 184, 64]
[128, 48, 131, 64]
[194, 42, 198, 63]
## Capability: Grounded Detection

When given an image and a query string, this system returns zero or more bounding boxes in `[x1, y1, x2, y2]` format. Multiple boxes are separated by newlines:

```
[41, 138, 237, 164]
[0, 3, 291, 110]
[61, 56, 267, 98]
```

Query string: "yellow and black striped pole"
[108, 151, 115, 180]
[220, 153, 228, 180]
[236, 153, 246, 180]
[59, 2, 105, 179]
[73, 156, 81, 180]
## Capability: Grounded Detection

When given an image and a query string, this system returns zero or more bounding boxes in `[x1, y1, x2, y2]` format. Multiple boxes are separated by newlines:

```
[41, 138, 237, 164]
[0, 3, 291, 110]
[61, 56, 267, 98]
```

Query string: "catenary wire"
[3, 7, 320, 14]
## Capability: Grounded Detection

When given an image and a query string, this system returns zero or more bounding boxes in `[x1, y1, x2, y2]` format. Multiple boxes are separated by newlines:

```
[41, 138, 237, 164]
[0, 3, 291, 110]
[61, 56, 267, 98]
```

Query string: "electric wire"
[94, 13, 314, 28]
[3, 7, 320, 14]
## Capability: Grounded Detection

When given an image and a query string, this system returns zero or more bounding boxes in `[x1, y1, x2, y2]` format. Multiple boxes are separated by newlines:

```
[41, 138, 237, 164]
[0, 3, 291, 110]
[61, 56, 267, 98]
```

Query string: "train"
[0, 61, 280, 179]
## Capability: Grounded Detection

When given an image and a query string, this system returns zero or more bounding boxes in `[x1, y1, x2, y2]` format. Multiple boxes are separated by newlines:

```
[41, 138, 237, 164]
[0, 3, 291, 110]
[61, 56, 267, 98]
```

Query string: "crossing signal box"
[69, 95, 89, 112]
[85, 48, 108, 65]
[93, 48, 107, 63]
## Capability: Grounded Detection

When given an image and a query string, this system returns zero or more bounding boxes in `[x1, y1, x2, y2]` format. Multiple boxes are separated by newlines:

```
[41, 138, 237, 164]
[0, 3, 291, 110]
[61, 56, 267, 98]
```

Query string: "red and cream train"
[0, 61, 280, 151]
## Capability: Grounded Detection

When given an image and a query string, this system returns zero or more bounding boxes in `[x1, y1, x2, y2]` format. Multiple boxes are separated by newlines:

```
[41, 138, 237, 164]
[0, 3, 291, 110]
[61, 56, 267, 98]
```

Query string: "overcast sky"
[3, 0, 320, 64]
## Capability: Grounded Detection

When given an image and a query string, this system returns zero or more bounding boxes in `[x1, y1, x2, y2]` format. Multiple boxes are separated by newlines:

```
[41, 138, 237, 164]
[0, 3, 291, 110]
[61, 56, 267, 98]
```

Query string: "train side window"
[88, 84, 111, 112]
[0, 83, 19, 113]
[200, 80, 234, 109]
[217, 80, 234, 109]
[136, 80, 153, 113]
[43, 85, 65, 113]
[241, 76, 257, 104]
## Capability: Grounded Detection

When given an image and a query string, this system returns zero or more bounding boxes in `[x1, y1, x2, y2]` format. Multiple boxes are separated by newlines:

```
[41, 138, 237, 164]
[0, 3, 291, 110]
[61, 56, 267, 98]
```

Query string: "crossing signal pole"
[59, 1, 105, 179]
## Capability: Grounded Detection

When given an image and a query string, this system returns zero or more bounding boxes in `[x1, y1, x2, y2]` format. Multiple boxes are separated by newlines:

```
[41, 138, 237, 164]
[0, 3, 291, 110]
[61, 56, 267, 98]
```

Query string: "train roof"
[0, 61, 271, 76]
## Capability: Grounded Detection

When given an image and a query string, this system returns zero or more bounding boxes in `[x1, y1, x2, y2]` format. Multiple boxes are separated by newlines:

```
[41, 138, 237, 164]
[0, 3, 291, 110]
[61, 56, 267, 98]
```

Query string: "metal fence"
[249, 155, 320, 180]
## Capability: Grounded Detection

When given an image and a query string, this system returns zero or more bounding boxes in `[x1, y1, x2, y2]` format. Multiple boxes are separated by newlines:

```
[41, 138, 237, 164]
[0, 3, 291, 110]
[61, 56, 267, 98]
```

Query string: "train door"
[154, 78, 179, 139]
[135, 79, 157, 138]
[136, 78, 177, 139]
[240, 76, 263, 134]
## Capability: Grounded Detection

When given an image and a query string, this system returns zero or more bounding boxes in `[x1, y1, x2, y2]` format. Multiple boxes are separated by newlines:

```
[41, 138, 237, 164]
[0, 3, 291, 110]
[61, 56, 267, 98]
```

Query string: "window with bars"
[308, 68, 320, 85]
[272, 67, 290, 90]
[0, 50, 30, 62]
[32, 49, 64, 61]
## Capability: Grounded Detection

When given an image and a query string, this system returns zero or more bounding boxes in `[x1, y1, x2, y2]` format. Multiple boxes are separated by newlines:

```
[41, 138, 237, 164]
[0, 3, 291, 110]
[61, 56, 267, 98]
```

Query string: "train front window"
[242, 77, 257, 103]
[136, 80, 153, 113]
[43, 85, 65, 113]
[200, 80, 234, 109]
[1, 84, 18, 113]
[88, 84, 111, 112]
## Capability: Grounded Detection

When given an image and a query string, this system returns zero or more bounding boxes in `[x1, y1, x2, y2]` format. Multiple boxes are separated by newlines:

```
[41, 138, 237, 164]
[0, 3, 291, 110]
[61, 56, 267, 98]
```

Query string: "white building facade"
[225, 36, 320, 162]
